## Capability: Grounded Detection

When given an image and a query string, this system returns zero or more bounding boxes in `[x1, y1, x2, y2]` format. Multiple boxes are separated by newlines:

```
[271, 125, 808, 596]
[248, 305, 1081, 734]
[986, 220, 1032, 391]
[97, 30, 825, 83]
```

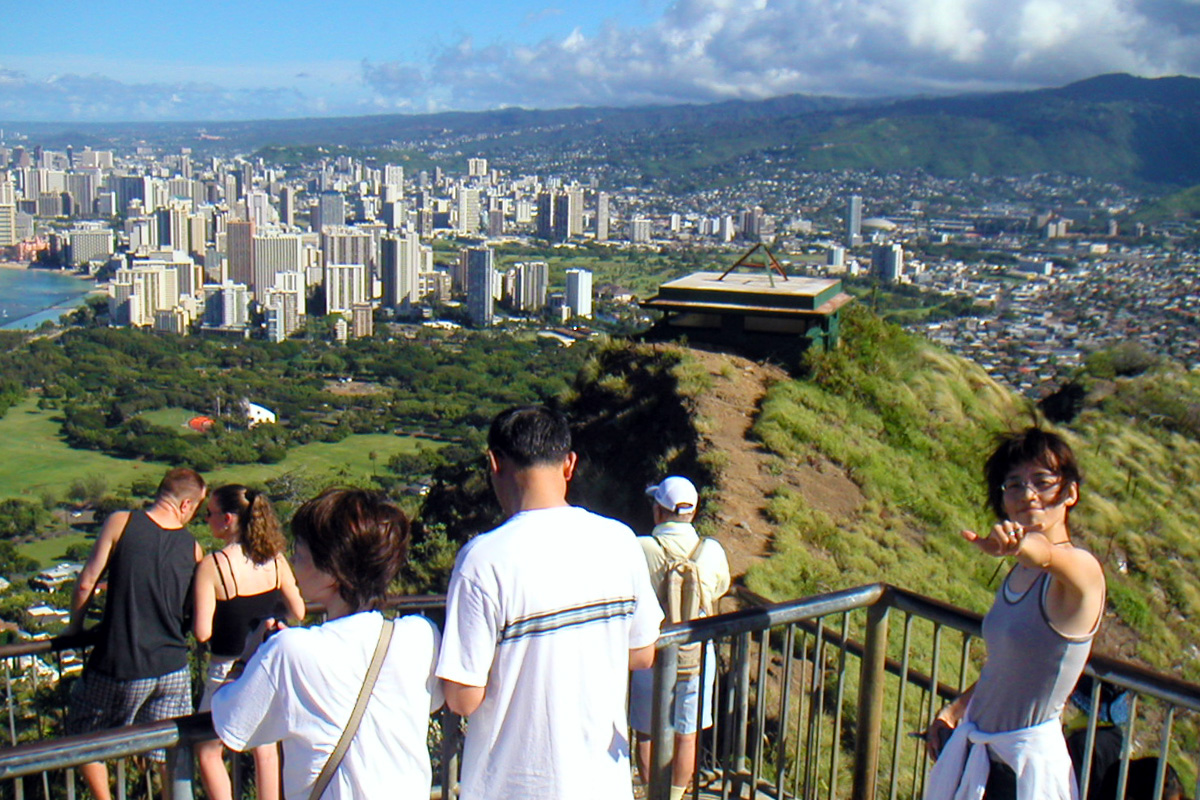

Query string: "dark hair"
[156, 468, 206, 504]
[487, 405, 572, 468]
[984, 427, 1082, 519]
[290, 488, 409, 612]
[211, 484, 286, 565]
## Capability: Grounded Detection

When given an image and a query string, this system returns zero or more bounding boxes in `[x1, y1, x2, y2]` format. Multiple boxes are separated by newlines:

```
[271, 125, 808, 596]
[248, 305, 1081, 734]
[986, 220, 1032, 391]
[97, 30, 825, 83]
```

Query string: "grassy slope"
[0, 397, 437, 502]
[744, 307, 1200, 678]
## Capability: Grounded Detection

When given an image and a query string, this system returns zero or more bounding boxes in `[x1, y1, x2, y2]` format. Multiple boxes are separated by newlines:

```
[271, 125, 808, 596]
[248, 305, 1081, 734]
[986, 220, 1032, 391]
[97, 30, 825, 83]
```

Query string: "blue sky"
[2, 0, 1199, 121]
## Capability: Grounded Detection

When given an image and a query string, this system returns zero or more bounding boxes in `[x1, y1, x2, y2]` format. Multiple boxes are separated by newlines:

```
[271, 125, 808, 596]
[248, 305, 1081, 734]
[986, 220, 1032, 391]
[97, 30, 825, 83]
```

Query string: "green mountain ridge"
[9, 73, 1200, 188]
[414, 312, 1199, 681]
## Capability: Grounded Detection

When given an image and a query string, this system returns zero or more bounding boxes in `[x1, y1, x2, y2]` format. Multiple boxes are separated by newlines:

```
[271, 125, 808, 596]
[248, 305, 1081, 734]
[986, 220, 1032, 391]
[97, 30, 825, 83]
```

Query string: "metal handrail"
[0, 584, 1196, 800]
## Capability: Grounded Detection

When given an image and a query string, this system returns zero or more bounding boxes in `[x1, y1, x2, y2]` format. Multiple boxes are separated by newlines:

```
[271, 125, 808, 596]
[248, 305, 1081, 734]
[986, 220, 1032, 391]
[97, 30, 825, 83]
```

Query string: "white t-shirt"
[437, 505, 664, 800]
[211, 611, 443, 800]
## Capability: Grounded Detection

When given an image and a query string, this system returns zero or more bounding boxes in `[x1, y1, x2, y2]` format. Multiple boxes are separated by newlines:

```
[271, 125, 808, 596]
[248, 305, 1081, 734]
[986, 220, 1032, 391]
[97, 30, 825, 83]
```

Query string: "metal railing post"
[164, 741, 194, 800]
[852, 598, 889, 800]
[440, 709, 461, 800]
[648, 644, 679, 800]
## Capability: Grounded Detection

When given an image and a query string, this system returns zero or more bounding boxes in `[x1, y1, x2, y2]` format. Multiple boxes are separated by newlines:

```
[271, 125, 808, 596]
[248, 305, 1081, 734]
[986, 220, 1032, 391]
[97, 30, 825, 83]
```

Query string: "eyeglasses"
[1001, 475, 1062, 496]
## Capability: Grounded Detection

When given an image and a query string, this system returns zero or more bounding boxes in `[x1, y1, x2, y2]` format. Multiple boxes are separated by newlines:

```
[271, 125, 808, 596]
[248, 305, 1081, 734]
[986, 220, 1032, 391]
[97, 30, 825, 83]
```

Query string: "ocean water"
[0, 268, 94, 330]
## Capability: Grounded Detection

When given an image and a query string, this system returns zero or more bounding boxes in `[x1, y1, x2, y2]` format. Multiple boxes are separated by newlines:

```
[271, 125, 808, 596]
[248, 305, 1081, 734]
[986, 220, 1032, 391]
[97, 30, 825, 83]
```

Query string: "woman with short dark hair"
[210, 488, 443, 800]
[924, 427, 1106, 800]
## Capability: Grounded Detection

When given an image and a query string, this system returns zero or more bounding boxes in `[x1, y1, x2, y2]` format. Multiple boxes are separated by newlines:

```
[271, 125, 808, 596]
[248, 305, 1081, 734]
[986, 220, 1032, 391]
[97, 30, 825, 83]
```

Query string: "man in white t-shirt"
[437, 405, 664, 800]
[630, 476, 730, 800]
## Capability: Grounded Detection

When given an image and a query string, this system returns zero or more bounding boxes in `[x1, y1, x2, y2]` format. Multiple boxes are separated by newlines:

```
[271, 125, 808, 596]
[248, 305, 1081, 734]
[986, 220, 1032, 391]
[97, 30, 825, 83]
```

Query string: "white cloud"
[4, 0, 1200, 121]
[365, 0, 1200, 108]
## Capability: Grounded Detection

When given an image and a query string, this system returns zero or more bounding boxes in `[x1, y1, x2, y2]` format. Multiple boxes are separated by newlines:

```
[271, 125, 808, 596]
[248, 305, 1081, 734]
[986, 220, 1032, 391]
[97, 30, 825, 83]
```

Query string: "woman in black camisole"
[194, 485, 306, 800]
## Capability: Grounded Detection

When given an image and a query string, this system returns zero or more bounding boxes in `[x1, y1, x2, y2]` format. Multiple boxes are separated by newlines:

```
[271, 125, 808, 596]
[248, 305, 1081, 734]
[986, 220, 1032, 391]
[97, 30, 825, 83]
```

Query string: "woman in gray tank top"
[924, 427, 1106, 800]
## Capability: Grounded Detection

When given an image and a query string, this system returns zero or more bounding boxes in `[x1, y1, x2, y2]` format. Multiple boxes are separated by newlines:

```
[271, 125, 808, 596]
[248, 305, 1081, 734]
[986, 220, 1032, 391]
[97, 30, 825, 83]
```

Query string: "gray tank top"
[968, 566, 1097, 733]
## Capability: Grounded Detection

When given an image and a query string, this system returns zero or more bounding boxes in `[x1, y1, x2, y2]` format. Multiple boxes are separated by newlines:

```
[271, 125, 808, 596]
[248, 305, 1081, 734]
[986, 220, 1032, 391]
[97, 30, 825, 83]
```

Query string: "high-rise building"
[629, 218, 652, 244]
[279, 186, 296, 227]
[565, 268, 593, 319]
[0, 204, 14, 247]
[381, 232, 428, 308]
[68, 227, 114, 267]
[247, 191, 274, 229]
[261, 270, 306, 341]
[596, 192, 609, 242]
[325, 263, 366, 315]
[383, 165, 405, 191]
[226, 220, 255, 287]
[467, 158, 488, 177]
[253, 233, 304, 297]
[418, 271, 451, 303]
[457, 187, 481, 235]
[464, 247, 495, 327]
[872, 243, 904, 283]
[350, 303, 374, 338]
[536, 190, 555, 240]
[202, 280, 251, 330]
[110, 262, 181, 327]
[320, 226, 375, 277]
[313, 191, 346, 232]
[512, 261, 549, 312]
[551, 187, 583, 241]
[846, 195, 863, 247]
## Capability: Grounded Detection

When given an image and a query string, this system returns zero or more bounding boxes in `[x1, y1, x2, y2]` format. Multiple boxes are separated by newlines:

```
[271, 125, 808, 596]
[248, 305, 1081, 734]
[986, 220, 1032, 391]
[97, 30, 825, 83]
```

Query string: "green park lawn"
[19, 530, 92, 568]
[138, 406, 208, 432]
[0, 397, 440, 503]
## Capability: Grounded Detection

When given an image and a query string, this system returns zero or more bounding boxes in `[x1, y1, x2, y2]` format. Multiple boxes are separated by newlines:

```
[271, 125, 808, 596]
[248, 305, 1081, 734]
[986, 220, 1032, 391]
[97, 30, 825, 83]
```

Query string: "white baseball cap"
[645, 476, 699, 514]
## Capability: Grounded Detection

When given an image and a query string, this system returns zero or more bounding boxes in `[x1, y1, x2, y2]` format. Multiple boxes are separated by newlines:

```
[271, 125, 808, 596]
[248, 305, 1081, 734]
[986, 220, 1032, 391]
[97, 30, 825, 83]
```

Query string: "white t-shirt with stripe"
[437, 505, 664, 800]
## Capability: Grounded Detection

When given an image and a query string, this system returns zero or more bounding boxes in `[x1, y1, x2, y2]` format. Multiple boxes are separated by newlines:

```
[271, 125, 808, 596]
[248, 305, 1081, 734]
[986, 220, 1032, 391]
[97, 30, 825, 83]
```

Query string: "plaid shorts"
[66, 667, 193, 763]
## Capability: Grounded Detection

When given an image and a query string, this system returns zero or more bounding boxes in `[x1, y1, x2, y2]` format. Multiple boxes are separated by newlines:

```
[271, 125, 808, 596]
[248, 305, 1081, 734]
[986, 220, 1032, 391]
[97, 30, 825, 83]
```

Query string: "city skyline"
[2, 0, 1199, 122]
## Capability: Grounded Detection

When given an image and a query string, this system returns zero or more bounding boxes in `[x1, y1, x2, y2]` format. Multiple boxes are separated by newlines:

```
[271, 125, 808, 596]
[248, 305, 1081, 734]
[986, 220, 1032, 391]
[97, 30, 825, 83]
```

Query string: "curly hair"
[210, 484, 287, 565]
[290, 488, 410, 612]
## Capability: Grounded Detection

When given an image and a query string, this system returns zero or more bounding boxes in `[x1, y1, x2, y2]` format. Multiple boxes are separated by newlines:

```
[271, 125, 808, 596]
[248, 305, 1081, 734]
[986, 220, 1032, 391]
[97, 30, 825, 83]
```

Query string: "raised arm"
[961, 523, 1104, 635]
[68, 511, 130, 634]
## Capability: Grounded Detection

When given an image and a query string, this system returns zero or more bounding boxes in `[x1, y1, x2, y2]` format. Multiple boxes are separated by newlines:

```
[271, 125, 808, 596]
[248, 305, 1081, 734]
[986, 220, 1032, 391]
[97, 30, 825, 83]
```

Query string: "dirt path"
[686, 348, 865, 581]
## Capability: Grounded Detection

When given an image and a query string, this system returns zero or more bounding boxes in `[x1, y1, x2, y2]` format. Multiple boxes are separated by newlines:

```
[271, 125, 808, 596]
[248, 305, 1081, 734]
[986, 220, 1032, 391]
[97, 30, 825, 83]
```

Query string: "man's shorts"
[66, 667, 193, 763]
[629, 645, 716, 736]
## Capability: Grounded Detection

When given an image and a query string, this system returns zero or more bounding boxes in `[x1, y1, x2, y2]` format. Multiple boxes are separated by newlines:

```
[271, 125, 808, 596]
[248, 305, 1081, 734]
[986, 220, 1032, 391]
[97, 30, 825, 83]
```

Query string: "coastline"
[0, 267, 96, 331]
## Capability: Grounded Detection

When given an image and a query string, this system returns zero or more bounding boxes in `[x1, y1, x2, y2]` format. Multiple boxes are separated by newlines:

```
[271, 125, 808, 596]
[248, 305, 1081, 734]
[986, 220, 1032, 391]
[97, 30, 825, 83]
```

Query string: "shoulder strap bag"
[308, 617, 395, 800]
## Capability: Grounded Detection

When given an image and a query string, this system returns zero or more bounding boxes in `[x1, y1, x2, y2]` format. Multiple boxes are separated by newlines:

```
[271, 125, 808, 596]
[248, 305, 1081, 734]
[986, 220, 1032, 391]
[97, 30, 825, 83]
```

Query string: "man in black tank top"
[65, 468, 206, 800]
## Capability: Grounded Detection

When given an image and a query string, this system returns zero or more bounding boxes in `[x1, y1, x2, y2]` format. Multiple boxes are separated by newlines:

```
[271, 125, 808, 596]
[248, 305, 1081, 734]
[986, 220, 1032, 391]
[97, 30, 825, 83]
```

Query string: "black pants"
[984, 754, 1018, 800]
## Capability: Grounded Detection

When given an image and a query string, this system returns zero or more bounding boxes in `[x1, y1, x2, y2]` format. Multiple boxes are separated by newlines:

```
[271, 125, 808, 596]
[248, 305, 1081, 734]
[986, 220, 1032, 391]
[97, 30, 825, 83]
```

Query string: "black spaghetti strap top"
[209, 551, 288, 657]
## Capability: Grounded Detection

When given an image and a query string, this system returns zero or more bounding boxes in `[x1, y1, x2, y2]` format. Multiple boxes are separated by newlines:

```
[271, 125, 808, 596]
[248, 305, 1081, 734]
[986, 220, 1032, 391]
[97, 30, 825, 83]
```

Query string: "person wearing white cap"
[631, 476, 730, 800]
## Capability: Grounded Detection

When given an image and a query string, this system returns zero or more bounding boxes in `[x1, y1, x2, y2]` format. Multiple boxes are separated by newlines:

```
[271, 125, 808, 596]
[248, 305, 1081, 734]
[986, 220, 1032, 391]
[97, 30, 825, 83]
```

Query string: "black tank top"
[209, 550, 288, 657]
[88, 510, 197, 680]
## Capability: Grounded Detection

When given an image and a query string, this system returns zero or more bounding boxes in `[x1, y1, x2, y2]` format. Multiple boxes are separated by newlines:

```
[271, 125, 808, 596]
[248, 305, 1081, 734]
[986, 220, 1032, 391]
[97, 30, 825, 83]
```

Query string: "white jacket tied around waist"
[924, 715, 1078, 800]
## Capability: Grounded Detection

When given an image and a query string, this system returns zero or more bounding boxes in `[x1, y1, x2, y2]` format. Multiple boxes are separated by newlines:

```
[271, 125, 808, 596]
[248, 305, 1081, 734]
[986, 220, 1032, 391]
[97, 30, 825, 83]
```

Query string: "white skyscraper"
[325, 263, 367, 315]
[565, 268, 593, 319]
[846, 194, 863, 247]
[381, 232, 428, 308]
[513, 261, 549, 312]
[596, 192, 610, 242]
[457, 187, 481, 235]
[254, 233, 305, 298]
